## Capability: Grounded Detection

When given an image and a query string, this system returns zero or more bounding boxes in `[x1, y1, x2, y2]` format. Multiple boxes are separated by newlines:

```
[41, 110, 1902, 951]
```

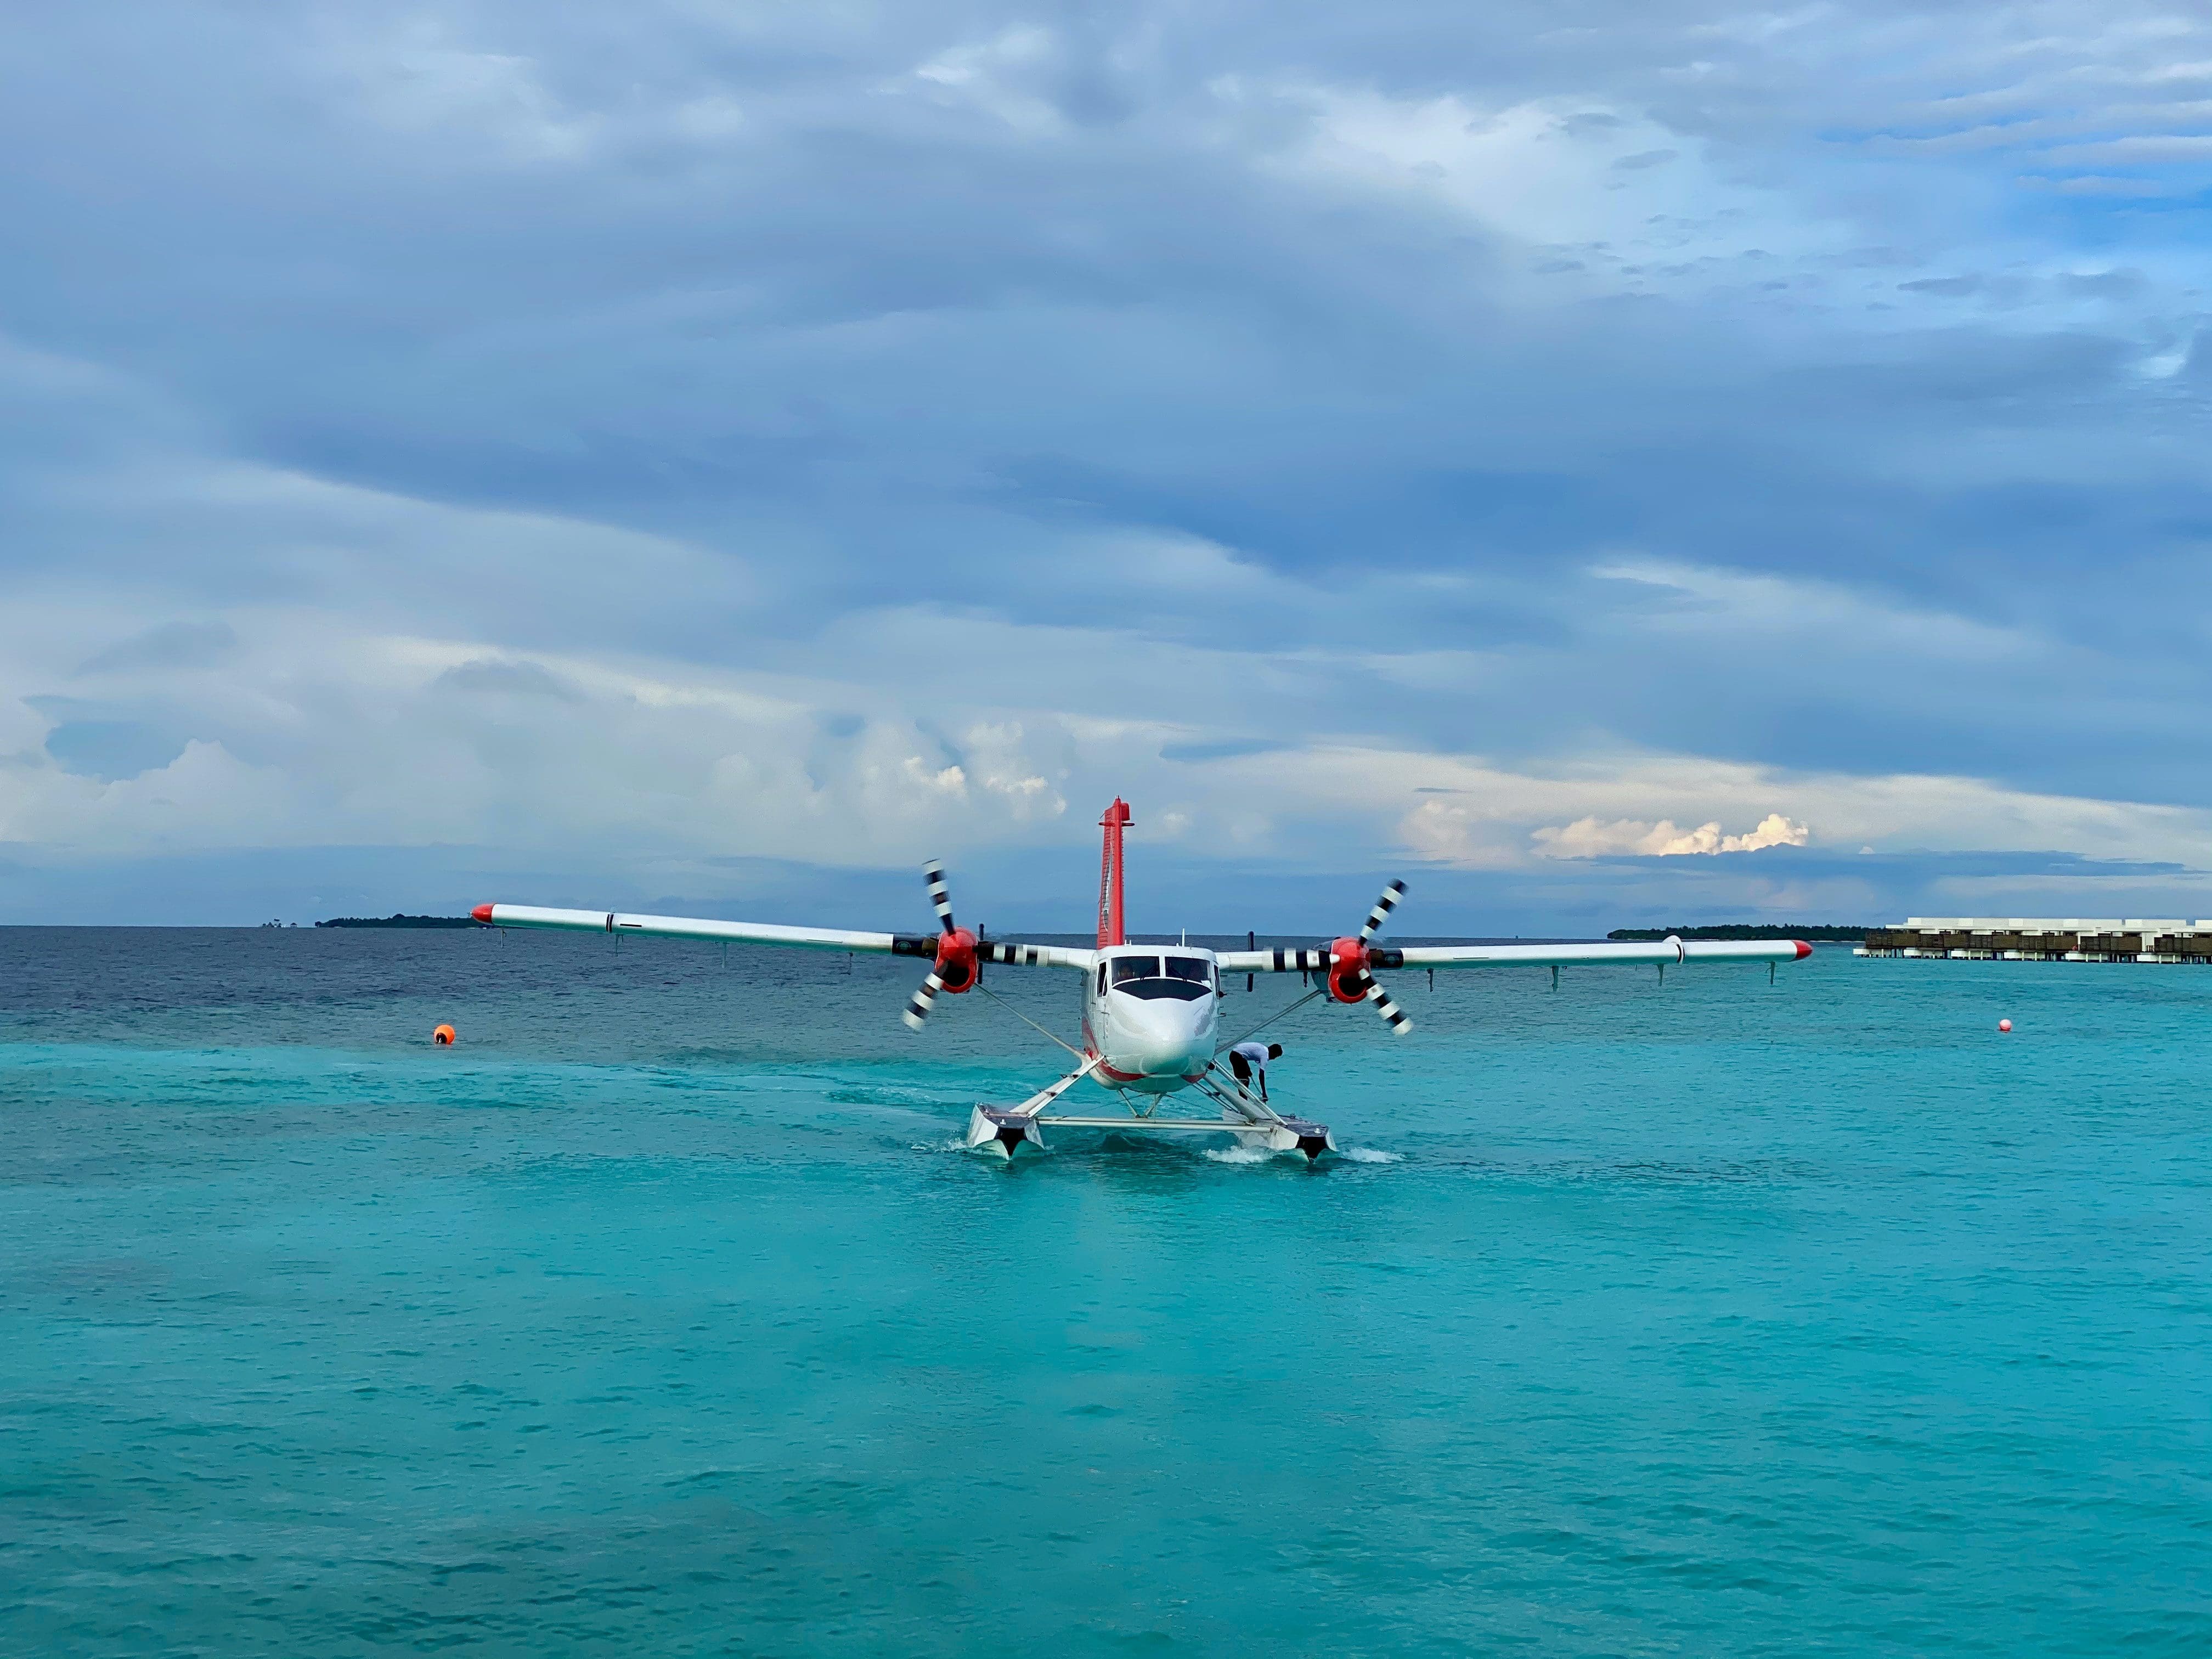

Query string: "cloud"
[433, 658, 582, 702]
[42, 720, 187, 785]
[910, 25, 1069, 134]
[1532, 812, 1812, 859]
[1334, 748, 2212, 876]
[75, 621, 240, 676]
[3, 605, 1083, 868]
[1, 3, 2209, 922]
[332, 18, 605, 162]
[1249, 82, 1831, 292]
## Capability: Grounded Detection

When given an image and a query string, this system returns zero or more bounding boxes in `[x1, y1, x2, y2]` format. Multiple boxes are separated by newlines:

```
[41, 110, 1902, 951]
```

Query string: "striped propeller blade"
[1361, 974, 1413, 1036]
[923, 860, 956, 933]
[902, 969, 947, 1031]
[1358, 878, 1407, 944]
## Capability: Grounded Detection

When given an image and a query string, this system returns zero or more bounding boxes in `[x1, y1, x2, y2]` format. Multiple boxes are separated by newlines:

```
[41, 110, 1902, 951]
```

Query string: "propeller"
[1359, 879, 1403, 944]
[903, 967, 949, 1031]
[1357, 970, 1412, 1035]
[926, 860, 956, 932]
[902, 860, 978, 1030]
[1328, 878, 1412, 1036]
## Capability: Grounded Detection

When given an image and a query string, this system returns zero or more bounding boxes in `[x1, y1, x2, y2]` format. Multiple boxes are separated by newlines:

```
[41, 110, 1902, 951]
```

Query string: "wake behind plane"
[473, 798, 1812, 1160]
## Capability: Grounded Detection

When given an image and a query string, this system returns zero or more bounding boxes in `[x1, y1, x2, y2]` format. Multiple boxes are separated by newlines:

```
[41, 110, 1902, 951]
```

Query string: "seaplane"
[471, 799, 1813, 1161]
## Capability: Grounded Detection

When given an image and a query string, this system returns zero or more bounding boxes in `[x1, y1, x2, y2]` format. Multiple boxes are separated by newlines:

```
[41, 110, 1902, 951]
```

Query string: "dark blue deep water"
[3, 927, 2208, 1655]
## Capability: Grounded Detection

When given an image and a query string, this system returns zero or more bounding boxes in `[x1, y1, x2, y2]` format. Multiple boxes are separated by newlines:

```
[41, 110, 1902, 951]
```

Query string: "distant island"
[315, 913, 478, 929]
[1609, 924, 1867, 941]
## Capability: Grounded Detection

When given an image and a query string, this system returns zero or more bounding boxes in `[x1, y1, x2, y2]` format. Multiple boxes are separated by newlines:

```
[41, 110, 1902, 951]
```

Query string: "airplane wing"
[1214, 937, 1810, 973]
[1397, 938, 1809, 969]
[471, 903, 1094, 969]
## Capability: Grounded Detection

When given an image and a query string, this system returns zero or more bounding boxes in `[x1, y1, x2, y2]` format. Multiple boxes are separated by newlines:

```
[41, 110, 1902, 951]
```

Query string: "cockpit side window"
[1096, 962, 1107, 997]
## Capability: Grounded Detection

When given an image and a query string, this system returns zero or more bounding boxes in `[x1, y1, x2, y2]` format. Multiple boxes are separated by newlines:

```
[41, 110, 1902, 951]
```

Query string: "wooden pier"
[1857, 918, 2212, 963]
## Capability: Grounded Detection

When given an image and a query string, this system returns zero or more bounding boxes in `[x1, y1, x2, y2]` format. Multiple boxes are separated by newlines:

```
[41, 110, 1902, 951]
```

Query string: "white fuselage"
[1080, 945, 1221, 1094]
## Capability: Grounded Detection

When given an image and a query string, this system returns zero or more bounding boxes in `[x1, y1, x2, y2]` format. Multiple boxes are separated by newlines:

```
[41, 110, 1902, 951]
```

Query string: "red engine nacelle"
[1326, 936, 1369, 1003]
[934, 928, 980, 993]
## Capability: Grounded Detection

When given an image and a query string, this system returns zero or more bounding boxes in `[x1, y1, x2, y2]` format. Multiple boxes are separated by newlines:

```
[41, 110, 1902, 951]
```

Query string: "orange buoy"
[433, 1024, 456, 1046]
[1997, 1019, 2012, 1034]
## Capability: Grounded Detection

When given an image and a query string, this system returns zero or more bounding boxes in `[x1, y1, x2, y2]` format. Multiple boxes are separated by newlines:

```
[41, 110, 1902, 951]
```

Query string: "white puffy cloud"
[1532, 812, 1811, 859]
[1324, 749, 2212, 873]
[1248, 83, 1834, 298]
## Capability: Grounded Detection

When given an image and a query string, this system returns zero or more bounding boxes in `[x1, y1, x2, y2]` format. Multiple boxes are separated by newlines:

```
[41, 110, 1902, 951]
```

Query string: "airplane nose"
[1121, 1000, 1212, 1076]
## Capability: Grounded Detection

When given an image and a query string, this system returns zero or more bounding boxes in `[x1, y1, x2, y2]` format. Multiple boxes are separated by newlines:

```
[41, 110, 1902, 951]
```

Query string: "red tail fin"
[1097, 798, 1132, 947]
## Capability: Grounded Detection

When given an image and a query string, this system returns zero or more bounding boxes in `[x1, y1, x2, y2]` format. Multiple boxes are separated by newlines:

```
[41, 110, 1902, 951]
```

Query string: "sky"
[2, 2, 2210, 932]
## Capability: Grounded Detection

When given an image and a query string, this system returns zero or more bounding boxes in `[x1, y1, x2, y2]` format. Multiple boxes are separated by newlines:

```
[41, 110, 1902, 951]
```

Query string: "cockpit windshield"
[1108, 953, 1215, 1001]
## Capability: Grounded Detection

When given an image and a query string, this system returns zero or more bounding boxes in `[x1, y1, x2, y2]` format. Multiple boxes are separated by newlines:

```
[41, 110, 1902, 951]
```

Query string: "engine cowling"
[1326, 936, 1368, 1003]
[934, 928, 980, 993]
[1325, 936, 1406, 1002]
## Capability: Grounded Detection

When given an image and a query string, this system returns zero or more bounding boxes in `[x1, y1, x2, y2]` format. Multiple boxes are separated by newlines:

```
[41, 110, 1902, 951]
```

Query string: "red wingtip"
[1795, 939, 1813, 959]
[471, 903, 494, 924]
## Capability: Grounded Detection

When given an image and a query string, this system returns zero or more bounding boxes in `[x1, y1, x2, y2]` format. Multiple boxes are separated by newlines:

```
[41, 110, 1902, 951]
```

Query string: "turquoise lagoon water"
[2, 927, 2207, 1655]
